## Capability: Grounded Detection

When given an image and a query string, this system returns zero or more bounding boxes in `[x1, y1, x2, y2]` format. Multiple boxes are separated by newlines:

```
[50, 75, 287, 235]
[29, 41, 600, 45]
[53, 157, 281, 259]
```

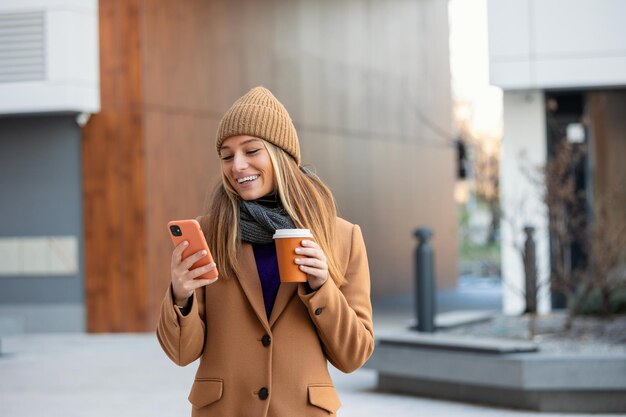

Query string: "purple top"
[251, 242, 281, 319]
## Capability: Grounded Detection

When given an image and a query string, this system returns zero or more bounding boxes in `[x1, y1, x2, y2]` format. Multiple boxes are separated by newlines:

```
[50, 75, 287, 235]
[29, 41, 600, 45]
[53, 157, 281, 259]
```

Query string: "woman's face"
[220, 135, 275, 201]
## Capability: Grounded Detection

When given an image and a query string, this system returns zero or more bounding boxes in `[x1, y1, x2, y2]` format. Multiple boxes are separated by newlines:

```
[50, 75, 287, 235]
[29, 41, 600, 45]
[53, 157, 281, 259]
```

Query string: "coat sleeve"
[298, 224, 374, 373]
[156, 284, 206, 366]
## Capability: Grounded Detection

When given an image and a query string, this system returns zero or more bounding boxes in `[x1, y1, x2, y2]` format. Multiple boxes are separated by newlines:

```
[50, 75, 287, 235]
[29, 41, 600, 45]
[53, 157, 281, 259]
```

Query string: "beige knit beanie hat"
[216, 86, 301, 164]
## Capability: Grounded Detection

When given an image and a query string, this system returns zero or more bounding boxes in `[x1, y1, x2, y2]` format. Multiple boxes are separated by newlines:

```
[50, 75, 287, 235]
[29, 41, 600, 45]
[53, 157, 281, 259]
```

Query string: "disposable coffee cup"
[273, 229, 314, 283]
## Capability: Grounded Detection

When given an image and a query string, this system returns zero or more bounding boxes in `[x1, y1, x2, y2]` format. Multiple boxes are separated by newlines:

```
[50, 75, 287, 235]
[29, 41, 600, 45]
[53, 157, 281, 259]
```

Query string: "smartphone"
[168, 219, 219, 279]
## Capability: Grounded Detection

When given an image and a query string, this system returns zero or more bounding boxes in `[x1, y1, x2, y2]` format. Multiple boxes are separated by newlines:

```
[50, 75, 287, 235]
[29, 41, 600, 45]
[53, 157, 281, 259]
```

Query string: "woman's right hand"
[171, 241, 219, 307]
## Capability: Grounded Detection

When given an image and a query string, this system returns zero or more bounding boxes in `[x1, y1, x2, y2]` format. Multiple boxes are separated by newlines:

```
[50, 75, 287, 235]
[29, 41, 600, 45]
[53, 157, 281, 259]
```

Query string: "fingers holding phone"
[168, 219, 219, 305]
[170, 241, 218, 304]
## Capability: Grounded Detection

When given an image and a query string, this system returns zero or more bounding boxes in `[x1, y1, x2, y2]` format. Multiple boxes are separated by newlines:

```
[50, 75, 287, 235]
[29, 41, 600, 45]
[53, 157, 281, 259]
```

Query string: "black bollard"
[414, 228, 436, 332]
[523, 226, 537, 314]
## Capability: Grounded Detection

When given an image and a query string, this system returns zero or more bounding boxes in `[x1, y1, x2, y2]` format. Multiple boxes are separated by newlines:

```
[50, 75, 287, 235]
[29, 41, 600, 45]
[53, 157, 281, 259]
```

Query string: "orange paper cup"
[273, 229, 313, 283]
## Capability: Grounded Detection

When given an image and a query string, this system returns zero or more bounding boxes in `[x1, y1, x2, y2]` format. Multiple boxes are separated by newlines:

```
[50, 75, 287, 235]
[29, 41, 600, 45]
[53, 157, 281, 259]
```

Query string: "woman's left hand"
[294, 240, 328, 290]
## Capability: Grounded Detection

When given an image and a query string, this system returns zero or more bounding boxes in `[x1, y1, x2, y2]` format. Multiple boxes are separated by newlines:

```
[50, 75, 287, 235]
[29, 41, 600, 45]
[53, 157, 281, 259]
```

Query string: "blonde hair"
[202, 141, 344, 287]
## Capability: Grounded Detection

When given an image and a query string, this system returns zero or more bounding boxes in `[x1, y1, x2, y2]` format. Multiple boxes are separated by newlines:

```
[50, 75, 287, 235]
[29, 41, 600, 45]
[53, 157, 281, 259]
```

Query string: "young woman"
[157, 86, 374, 417]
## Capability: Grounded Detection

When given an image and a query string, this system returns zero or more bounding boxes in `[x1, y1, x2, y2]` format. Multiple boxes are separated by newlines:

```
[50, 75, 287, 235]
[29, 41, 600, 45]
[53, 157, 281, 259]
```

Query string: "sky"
[448, 0, 503, 137]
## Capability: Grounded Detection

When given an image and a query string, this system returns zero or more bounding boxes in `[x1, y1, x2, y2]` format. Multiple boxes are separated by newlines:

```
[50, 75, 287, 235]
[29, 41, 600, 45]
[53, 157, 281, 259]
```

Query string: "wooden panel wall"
[588, 91, 626, 233]
[83, 0, 147, 332]
[84, 0, 456, 332]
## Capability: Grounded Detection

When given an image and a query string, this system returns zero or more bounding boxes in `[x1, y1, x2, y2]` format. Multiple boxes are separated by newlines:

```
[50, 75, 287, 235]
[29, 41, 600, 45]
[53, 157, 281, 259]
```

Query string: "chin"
[236, 185, 273, 201]
[238, 191, 263, 201]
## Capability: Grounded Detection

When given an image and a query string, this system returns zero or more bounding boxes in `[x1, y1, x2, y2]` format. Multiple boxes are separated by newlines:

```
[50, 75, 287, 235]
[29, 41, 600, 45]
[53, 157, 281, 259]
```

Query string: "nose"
[232, 152, 248, 172]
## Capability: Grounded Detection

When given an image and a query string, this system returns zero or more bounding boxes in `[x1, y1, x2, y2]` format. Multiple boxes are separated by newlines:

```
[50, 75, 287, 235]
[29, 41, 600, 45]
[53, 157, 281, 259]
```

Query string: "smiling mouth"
[237, 175, 259, 184]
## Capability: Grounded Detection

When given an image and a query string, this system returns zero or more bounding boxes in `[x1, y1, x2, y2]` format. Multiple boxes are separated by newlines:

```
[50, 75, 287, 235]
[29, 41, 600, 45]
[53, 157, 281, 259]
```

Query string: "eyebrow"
[220, 138, 262, 152]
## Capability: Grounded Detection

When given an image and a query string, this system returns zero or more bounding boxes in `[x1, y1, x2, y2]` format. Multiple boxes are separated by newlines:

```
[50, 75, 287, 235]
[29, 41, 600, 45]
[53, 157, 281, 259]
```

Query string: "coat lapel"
[268, 282, 298, 327]
[236, 243, 270, 332]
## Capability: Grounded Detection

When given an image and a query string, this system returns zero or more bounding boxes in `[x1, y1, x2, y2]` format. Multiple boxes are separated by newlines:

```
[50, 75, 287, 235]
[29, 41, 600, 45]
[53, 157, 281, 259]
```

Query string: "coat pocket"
[188, 378, 223, 408]
[307, 384, 342, 414]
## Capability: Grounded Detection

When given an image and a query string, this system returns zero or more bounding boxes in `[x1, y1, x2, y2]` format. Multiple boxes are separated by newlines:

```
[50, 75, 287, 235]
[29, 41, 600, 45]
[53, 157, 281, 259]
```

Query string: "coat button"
[261, 334, 271, 347]
[258, 387, 269, 400]
[314, 307, 324, 316]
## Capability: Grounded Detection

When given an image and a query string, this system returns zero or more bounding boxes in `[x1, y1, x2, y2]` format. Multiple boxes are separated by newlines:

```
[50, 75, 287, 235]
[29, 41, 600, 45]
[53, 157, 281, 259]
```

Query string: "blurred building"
[0, 0, 99, 332]
[0, 0, 456, 332]
[487, 0, 626, 313]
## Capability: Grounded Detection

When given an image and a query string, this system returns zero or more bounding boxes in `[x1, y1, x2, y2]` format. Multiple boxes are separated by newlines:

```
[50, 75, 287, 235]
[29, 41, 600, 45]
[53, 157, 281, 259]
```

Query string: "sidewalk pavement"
[0, 312, 620, 417]
[0, 277, 615, 416]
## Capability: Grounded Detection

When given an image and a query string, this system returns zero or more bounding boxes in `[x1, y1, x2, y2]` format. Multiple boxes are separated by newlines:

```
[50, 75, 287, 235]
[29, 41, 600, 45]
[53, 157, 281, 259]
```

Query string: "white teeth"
[237, 175, 259, 184]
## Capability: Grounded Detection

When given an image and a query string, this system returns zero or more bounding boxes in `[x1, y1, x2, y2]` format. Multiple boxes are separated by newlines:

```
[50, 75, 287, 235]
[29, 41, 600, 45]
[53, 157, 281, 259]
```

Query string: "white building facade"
[487, 0, 626, 313]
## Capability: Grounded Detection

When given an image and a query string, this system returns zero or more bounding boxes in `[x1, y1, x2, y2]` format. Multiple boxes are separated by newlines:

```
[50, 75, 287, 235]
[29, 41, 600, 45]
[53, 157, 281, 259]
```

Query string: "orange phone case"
[168, 219, 219, 279]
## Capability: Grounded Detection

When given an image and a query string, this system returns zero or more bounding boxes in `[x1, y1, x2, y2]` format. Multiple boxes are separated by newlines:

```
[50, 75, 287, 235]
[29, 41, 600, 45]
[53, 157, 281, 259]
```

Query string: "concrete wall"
[139, 0, 457, 323]
[500, 91, 550, 314]
[0, 115, 84, 332]
[487, 0, 626, 89]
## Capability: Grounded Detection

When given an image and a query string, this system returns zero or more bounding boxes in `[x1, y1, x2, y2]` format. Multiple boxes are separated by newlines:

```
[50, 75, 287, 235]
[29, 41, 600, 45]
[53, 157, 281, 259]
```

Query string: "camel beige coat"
[157, 217, 374, 417]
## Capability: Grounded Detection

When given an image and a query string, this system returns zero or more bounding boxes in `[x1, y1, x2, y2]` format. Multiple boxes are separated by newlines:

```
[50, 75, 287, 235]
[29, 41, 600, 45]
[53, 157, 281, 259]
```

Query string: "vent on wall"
[0, 11, 45, 84]
[0, 0, 99, 115]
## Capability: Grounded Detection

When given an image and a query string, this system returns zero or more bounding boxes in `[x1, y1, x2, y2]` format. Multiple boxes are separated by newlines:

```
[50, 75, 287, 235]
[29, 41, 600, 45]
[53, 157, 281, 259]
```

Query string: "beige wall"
[143, 0, 457, 320]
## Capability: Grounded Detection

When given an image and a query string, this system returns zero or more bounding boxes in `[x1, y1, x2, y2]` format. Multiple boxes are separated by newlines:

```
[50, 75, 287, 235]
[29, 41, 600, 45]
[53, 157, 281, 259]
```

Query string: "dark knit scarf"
[240, 194, 295, 244]
[239, 167, 318, 243]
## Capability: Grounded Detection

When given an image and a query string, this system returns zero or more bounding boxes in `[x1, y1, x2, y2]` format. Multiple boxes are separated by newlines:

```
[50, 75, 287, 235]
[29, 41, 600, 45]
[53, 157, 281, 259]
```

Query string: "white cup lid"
[273, 228, 313, 239]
